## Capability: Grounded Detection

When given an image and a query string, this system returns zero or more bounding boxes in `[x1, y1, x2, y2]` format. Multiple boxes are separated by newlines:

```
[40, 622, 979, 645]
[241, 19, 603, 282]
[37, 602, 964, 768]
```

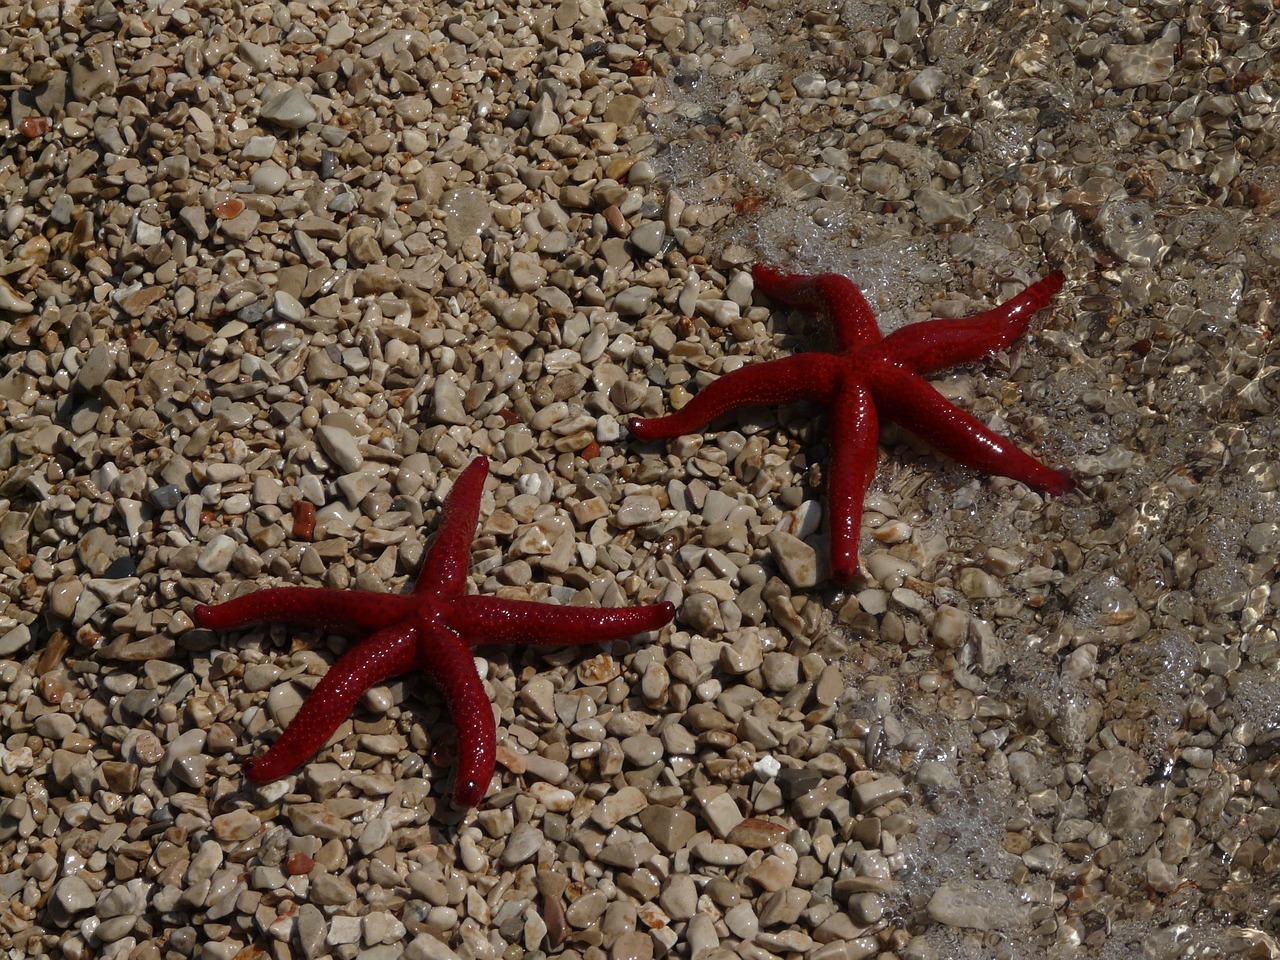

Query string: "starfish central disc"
[629, 265, 1074, 583]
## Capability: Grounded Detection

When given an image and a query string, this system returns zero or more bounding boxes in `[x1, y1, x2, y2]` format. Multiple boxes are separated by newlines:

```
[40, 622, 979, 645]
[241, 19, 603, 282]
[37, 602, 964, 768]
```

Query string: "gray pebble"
[316, 423, 363, 473]
[50, 876, 95, 924]
[260, 86, 317, 129]
[615, 495, 661, 528]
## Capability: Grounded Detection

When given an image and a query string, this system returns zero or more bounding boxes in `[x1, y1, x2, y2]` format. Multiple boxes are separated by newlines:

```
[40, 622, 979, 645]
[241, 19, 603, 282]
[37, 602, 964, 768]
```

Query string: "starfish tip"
[627, 416, 657, 440]
[242, 755, 274, 784]
[829, 561, 859, 586]
[1046, 469, 1075, 497]
[453, 776, 488, 808]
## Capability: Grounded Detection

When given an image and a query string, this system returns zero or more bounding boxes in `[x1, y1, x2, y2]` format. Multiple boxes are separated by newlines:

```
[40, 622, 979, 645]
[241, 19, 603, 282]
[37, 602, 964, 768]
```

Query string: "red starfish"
[630, 265, 1073, 584]
[194, 456, 674, 807]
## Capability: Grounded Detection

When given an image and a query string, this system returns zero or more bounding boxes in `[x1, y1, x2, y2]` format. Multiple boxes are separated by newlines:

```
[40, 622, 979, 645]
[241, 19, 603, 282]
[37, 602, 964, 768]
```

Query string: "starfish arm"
[242, 624, 421, 783]
[826, 381, 881, 584]
[629, 354, 841, 441]
[880, 271, 1065, 373]
[751, 264, 881, 350]
[874, 369, 1074, 495]
[416, 625, 496, 807]
[194, 587, 416, 637]
[446, 596, 675, 647]
[414, 456, 489, 597]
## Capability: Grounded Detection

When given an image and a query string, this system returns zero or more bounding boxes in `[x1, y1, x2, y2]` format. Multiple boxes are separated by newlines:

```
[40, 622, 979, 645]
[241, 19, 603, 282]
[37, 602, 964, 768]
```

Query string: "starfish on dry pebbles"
[196, 456, 675, 807]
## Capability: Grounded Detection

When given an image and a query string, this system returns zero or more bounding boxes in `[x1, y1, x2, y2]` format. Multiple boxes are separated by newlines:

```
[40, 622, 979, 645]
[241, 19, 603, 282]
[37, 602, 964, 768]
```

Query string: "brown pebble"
[20, 116, 52, 138]
[37, 631, 71, 676]
[727, 817, 790, 850]
[291, 500, 316, 540]
[286, 850, 315, 875]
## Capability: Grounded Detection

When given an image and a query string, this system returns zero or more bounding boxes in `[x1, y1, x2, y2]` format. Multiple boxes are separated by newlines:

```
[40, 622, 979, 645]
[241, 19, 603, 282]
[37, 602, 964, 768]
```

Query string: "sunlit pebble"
[76, 625, 103, 648]
[285, 851, 314, 875]
[214, 197, 245, 219]
[577, 653, 619, 685]
[19, 116, 51, 138]
[39, 675, 64, 704]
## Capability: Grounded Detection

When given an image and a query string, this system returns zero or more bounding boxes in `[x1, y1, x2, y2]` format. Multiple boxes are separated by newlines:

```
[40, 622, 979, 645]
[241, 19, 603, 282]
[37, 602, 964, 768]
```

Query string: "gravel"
[0, 1, 1277, 959]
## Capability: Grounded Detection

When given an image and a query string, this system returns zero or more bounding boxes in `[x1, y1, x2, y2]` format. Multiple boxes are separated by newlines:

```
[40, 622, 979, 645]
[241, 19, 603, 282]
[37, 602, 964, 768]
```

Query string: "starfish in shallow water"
[195, 456, 674, 807]
[630, 265, 1073, 583]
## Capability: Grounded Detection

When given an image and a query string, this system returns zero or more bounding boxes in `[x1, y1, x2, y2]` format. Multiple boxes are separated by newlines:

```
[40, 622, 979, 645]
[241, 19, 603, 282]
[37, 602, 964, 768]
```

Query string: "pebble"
[630, 221, 666, 258]
[316, 424, 363, 473]
[615, 495, 661, 527]
[767, 530, 818, 588]
[500, 823, 544, 866]
[593, 786, 648, 829]
[1105, 32, 1178, 89]
[260, 87, 317, 128]
[695, 789, 744, 839]
[49, 877, 95, 923]
[0, 624, 30, 656]
[639, 805, 697, 854]
[851, 773, 906, 812]
[926, 880, 1033, 931]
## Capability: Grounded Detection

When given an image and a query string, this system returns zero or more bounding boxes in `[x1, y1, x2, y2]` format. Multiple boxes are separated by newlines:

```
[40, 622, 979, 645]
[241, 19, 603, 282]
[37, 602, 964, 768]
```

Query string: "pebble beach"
[0, 1, 1278, 959]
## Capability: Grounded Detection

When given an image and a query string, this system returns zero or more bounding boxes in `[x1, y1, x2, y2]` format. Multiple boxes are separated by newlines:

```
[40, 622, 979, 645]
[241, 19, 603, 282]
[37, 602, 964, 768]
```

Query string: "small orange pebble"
[629, 59, 650, 77]
[284, 851, 314, 875]
[199, 509, 218, 527]
[734, 194, 766, 215]
[581, 439, 600, 460]
[291, 500, 316, 541]
[20, 116, 52, 138]
[214, 197, 244, 219]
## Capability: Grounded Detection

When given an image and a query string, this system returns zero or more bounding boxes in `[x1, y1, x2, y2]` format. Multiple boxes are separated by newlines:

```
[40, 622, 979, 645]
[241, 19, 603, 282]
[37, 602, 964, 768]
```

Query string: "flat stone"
[695, 789, 744, 839]
[851, 774, 905, 812]
[767, 530, 818, 589]
[317, 423, 363, 473]
[616, 495, 661, 528]
[926, 880, 1033, 930]
[593, 786, 648, 829]
[260, 86, 317, 128]
[500, 822, 543, 866]
[639, 805, 697, 854]
[1105, 36, 1176, 89]
[50, 876, 95, 923]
